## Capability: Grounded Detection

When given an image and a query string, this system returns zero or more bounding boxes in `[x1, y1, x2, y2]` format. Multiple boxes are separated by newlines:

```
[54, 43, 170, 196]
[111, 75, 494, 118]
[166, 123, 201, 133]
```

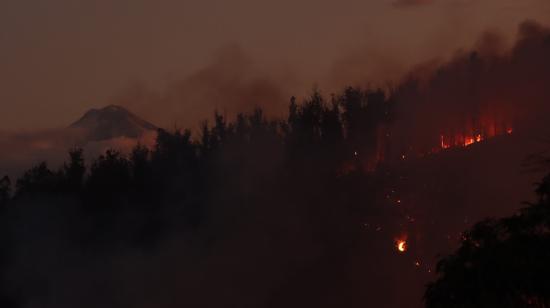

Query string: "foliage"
[425, 177, 550, 308]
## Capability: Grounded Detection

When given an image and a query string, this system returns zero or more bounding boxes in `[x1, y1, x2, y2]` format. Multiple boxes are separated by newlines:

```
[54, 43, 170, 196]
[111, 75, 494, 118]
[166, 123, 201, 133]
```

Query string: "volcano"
[69, 105, 158, 141]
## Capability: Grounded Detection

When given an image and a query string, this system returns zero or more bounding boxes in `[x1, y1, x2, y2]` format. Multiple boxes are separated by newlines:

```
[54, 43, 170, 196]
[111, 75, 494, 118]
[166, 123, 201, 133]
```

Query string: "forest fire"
[437, 120, 513, 151]
[440, 133, 484, 149]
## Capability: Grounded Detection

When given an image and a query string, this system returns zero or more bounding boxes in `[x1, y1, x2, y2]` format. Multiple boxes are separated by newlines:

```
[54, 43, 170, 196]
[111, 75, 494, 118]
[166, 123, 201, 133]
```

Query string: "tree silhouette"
[130, 143, 152, 193]
[15, 162, 59, 196]
[340, 87, 391, 165]
[425, 176, 550, 308]
[86, 149, 131, 206]
[0, 176, 10, 206]
[61, 148, 85, 193]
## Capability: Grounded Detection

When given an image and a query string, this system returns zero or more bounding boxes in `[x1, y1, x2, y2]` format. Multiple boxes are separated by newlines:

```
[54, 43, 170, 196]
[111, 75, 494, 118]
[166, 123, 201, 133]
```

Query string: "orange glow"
[475, 134, 482, 142]
[434, 112, 514, 152]
[440, 135, 450, 149]
[343, 115, 513, 170]
[464, 136, 475, 146]
[439, 124, 512, 151]
[396, 239, 407, 253]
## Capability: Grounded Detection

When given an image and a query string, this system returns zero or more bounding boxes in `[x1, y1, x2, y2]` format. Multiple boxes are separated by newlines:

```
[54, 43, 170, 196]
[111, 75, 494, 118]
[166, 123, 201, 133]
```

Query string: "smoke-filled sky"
[2, 0, 550, 131]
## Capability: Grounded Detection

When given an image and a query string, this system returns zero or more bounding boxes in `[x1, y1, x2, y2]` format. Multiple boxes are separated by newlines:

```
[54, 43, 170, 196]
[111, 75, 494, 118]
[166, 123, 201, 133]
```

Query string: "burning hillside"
[339, 20, 550, 173]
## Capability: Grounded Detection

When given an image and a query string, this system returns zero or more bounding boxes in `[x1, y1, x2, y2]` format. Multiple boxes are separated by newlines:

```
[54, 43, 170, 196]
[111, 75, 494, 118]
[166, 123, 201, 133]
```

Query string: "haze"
[2, 0, 550, 131]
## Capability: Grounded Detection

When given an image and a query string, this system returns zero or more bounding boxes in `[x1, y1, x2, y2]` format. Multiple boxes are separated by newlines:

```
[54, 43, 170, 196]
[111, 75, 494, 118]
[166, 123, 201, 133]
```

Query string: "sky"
[1, 0, 550, 131]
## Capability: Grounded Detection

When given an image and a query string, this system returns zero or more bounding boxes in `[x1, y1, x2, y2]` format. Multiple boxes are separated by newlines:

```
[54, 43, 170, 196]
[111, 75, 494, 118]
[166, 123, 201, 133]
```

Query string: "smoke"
[389, 20, 550, 154]
[106, 10, 550, 134]
[3, 0, 550, 132]
[0, 129, 78, 179]
[114, 45, 296, 131]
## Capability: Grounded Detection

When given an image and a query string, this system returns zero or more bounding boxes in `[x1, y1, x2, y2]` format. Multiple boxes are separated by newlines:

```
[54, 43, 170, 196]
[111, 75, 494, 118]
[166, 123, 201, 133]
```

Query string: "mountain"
[69, 105, 158, 141]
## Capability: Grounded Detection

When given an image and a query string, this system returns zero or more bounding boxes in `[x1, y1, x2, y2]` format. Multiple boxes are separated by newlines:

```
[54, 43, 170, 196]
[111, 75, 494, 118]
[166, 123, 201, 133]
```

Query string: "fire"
[440, 135, 450, 149]
[439, 126, 511, 151]
[442, 133, 484, 149]
[342, 114, 514, 170]
[396, 239, 407, 253]
[464, 136, 475, 146]
[434, 114, 514, 152]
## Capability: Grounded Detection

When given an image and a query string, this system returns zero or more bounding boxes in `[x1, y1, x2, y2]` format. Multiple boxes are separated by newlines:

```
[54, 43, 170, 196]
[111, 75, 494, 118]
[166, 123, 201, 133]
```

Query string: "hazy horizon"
[2, 0, 550, 131]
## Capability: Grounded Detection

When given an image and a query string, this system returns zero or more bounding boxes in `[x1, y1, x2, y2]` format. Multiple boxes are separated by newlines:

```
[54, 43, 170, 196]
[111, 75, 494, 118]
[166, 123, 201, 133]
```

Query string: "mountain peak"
[82, 105, 128, 116]
[102, 104, 126, 112]
[70, 105, 157, 141]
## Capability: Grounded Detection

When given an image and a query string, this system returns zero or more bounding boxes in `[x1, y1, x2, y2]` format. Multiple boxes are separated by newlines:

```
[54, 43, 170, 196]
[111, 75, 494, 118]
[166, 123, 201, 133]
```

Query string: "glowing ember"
[475, 134, 482, 142]
[396, 240, 407, 253]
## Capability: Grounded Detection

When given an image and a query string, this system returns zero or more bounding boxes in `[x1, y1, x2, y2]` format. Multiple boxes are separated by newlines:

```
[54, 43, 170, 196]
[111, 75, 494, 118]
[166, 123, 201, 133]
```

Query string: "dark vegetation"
[425, 174, 550, 308]
[1, 86, 550, 307]
[0, 88, 396, 308]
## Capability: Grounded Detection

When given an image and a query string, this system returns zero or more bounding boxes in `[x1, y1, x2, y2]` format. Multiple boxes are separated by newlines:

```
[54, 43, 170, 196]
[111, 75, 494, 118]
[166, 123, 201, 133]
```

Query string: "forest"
[2, 20, 550, 308]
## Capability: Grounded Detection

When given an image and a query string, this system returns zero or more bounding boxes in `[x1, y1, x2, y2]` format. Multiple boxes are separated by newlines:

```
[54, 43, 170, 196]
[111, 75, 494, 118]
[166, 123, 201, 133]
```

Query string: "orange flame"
[435, 113, 514, 152]
[439, 126, 511, 151]
[396, 239, 407, 253]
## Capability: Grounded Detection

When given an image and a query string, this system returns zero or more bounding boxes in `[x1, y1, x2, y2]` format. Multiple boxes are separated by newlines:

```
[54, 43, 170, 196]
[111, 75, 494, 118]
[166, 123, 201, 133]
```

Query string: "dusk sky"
[2, 0, 550, 131]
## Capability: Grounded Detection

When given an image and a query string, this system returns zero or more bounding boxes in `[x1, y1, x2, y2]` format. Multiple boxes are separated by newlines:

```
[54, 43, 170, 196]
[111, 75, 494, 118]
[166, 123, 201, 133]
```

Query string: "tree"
[62, 148, 86, 192]
[15, 162, 59, 196]
[425, 174, 550, 308]
[130, 143, 151, 192]
[86, 150, 131, 202]
[0, 176, 10, 206]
